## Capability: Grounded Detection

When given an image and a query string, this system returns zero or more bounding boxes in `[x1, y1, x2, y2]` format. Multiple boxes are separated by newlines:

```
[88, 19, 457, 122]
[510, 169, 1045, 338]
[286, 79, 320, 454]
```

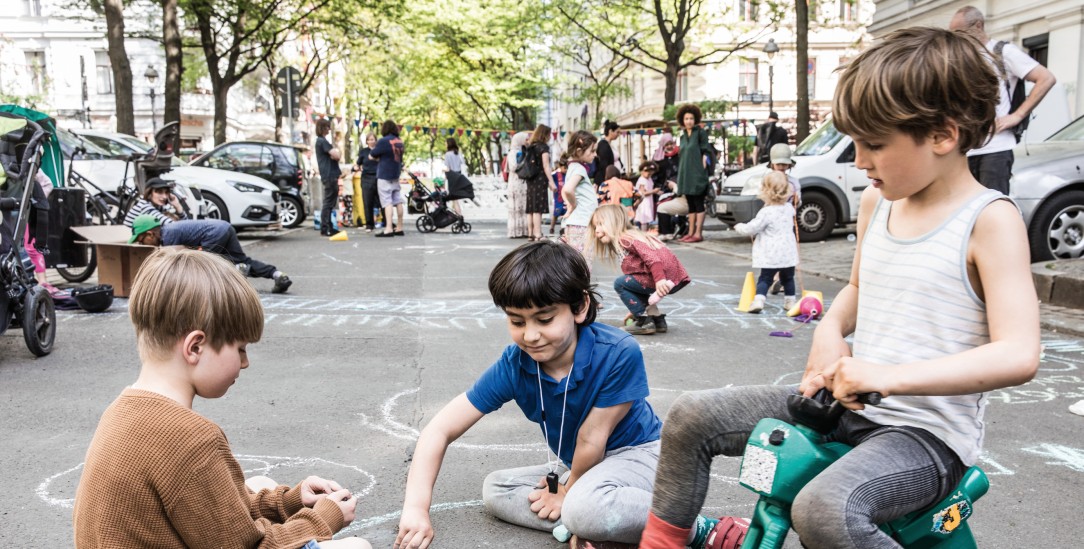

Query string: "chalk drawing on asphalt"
[1021, 443, 1084, 473]
[340, 499, 485, 534]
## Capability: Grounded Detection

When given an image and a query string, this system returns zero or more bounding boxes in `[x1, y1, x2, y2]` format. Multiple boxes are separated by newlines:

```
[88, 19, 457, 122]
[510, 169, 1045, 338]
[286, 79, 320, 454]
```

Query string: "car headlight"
[228, 180, 264, 193]
[741, 175, 764, 196]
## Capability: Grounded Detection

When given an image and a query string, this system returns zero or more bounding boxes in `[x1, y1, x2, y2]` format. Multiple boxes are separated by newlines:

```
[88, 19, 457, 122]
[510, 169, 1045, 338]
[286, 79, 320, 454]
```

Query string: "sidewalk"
[689, 222, 1084, 337]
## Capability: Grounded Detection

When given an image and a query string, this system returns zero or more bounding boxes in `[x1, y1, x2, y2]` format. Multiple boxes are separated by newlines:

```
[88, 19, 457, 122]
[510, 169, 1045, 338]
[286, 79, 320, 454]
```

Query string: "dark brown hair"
[676, 103, 703, 126]
[380, 119, 399, 137]
[446, 137, 459, 152]
[527, 124, 552, 146]
[565, 130, 598, 162]
[316, 118, 331, 136]
[833, 27, 998, 153]
[489, 240, 600, 326]
[604, 165, 620, 180]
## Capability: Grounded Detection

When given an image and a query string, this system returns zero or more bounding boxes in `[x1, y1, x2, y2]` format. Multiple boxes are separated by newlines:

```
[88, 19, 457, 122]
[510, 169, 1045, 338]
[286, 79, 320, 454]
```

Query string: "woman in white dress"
[505, 131, 531, 238]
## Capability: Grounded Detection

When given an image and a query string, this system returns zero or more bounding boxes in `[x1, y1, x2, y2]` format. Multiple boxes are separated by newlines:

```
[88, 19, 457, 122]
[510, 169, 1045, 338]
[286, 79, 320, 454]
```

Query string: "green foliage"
[663, 98, 735, 123]
[727, 134, 754, 163]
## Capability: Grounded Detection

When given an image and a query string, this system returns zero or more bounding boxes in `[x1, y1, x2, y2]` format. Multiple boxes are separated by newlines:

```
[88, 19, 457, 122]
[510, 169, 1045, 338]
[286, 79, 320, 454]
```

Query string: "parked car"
[56, 129, 204, 222]
[1011, 114, 1084, 261]
[72, 129, 281, 229]
[189, 141, 309, 228]
[715, 116, 1084, 261]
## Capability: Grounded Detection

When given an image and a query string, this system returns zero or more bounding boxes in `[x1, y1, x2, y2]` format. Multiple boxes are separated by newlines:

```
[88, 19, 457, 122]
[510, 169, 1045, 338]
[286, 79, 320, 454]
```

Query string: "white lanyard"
[536, 359, 575, 475]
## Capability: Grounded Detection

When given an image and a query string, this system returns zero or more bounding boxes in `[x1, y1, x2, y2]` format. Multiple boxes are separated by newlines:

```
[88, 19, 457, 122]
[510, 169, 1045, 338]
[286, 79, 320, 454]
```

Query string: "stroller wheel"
[451, 223, 461, 234]
[22, 285, 56, 357]
[416, 216, 436, 233]
[462, 222, 472, 234]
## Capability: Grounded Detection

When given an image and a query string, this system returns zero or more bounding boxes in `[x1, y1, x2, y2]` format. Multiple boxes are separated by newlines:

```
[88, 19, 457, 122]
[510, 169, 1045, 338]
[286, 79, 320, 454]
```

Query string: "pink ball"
[799, 296, 823, 319]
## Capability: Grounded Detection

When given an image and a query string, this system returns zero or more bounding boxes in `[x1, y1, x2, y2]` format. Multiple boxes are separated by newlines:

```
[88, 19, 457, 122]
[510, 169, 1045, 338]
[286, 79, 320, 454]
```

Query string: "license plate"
[739, 445, 777, 494]
[717, 203, 728, 214]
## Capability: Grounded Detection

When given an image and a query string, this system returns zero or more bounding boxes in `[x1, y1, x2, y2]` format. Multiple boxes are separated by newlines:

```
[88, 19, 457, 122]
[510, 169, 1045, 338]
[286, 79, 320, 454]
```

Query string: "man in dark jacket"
[754, 112, 789, 165]
[315, 118, 342, 236]
[130, 215, 292, 293]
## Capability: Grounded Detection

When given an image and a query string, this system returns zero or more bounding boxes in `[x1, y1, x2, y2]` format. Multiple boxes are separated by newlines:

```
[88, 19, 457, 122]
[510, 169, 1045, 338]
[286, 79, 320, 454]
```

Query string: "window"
[738, 0, 758, 21]
[739, 58, 758, 96]
[95, 51, 113, 95]
[25, 51, 45, 95]
[839, 0, 858, 22]
[677, 71, 689, 102]
[206, 143, 264, 171]
[1023, 33, 1049, 67]
[23, 0, 41, 16]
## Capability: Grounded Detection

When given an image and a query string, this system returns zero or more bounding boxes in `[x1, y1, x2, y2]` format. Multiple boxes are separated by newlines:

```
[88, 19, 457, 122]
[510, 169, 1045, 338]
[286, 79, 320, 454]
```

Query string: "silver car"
[1012, 115, 1084, 261]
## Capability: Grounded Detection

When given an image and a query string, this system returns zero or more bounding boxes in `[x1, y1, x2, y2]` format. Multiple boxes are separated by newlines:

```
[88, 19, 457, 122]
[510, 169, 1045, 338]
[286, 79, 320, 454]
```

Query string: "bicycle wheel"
[55, 204, 109, 283]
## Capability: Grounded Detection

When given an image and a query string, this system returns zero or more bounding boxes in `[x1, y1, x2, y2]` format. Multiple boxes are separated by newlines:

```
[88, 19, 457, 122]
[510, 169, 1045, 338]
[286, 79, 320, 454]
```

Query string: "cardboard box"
[71, 225, 156, 297]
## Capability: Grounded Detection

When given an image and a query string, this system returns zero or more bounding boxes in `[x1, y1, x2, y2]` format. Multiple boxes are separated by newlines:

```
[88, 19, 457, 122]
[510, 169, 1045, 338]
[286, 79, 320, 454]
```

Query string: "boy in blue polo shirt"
[396, 241, 662, 548]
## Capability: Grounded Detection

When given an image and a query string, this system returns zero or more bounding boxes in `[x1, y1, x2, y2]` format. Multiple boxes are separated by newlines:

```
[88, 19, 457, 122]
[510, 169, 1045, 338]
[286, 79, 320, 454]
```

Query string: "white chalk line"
[340, 499, 485, 534]
[321, 253, 354, 265]
[1021, 443, 1084, 473]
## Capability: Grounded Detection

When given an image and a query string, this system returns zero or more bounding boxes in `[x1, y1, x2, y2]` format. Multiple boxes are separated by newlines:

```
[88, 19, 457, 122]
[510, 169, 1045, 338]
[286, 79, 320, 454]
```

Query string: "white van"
[715, 120, 866, 242]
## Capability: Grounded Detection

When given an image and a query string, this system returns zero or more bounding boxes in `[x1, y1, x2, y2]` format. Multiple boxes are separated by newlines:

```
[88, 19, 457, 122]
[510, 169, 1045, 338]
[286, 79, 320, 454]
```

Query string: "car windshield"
[56, 130, 119, 160]
[80, 134, 140, 156]
[1045, 116, 1084, 142]
[794, 121, 846, 157]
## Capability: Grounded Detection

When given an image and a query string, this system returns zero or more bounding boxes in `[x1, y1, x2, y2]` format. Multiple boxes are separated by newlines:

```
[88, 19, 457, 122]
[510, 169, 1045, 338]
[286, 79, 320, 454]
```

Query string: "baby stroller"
[0, 112, 56, 356]
[410, 172, 474, 234]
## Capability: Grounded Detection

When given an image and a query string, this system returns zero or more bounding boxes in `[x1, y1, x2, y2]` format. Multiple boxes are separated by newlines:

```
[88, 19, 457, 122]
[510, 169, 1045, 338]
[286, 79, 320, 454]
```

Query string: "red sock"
[639, 511, 691, 549]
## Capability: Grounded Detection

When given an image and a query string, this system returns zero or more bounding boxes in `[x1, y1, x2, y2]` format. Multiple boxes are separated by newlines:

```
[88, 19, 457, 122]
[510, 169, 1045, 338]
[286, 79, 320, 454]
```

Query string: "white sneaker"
[783, 296, 797, 311]
[748, 295, 765, 314]
[1070, 400, 1084, 417]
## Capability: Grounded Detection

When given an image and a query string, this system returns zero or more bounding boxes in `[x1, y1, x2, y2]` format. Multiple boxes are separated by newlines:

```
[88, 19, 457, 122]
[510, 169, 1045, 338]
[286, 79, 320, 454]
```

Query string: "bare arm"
[799, 186, 877, 396]
[999, 65, 1057, 133]
[824, 199, 1041, 407]
[528, 402, 631, 520]
[396, 394, 485, 549]
[542, 152, 555, 190]
[562, 172, 582, 213]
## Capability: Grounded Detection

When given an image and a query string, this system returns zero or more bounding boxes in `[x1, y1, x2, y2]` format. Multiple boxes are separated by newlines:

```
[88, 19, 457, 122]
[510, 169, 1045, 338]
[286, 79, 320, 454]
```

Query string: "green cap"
[129, 214, 164, 243]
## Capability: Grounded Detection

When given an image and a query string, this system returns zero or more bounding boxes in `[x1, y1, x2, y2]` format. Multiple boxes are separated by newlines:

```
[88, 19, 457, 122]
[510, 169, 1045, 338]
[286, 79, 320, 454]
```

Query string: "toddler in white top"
[734, 171, 798, 313]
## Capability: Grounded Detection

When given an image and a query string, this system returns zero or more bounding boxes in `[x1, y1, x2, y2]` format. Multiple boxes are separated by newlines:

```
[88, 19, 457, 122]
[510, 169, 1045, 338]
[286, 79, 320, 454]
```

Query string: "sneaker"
[704, 516, 749, 549]
[271, 273, 292, 294]
[651, 314, 668, 333]
[748, 295, 765, 314]
[659, 234, 674, 242]
[624, 316, 656, 335]
[236, 263, 251, 277]
[769, 279, 784, 295]
[783, 296, 797, 311]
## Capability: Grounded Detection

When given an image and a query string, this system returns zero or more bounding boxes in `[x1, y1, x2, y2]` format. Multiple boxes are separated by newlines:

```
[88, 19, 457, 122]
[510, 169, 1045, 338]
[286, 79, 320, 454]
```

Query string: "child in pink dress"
[633, 161, 659, 230]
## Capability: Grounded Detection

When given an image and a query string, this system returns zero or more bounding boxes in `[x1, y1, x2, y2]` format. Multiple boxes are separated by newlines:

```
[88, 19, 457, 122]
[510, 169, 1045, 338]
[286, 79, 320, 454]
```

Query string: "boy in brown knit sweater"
[72, 248, 370, 549]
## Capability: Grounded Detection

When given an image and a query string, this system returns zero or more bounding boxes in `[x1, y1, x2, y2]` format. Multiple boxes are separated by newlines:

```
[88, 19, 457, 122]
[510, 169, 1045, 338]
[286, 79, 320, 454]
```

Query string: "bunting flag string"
[328, 118, 751, 140]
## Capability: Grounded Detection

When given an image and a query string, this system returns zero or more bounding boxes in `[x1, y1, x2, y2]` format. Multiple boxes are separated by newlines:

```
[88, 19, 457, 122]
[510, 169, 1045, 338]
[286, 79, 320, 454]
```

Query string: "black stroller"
[410, 172, 474, 234]
[0, 113, 56, 356]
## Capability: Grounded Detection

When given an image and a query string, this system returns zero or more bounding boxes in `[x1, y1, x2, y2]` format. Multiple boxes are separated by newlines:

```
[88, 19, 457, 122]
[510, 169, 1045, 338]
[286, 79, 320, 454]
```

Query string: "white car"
[72, 129, 280, 229]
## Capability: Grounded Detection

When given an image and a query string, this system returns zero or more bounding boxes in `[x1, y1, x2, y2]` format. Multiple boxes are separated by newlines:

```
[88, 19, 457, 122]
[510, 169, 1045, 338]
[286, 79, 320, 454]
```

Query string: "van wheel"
[1028, 190, 1084, 261]
[797, 191, 837, 242]
[202, 193, 230, 223]
[278, 195, 305, 228]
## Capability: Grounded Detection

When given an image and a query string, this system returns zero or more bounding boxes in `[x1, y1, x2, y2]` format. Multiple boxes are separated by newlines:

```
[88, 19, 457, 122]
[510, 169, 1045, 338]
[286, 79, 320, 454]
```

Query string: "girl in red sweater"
[590, 204, 691, 336]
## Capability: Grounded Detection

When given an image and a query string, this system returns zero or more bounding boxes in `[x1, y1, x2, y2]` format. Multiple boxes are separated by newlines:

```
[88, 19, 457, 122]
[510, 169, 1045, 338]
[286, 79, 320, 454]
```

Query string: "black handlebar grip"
[859, 393, 883, 406]
[0, 197, 18, 211]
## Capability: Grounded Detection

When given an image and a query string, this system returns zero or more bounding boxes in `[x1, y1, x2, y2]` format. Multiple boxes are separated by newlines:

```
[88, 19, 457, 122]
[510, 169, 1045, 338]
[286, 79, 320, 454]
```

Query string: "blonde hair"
[129, 248, 263, 360]
[589, 204, 662, 264]
[833, 27, 998, 153]
[759, 172, 792, 205]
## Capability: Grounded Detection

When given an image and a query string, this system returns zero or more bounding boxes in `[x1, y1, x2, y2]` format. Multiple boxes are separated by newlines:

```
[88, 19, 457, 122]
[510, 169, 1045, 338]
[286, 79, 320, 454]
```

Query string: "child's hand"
[821, 357, 892, 411]
[300, 475, 345, 507]
[395, 507, 434, 549]
[328, 489, 357, 525]
[800, 330, 852, 398]
[655, 279, 675, 297]
[527, 476, 565, 521]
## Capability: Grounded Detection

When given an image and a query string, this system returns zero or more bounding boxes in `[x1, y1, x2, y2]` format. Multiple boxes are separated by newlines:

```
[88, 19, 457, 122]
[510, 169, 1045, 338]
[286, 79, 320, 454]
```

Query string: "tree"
[184, 0, 330, 144]
[161, 0, 182, 136]
[552, 32, 632, 129]
[796, 0, 810, 142]
[102, 0, 135, 133]
[555, 0, 781, 107]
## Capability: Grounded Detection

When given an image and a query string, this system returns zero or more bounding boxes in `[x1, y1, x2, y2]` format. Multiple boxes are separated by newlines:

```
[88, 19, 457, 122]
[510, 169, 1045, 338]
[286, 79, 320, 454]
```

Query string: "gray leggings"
[651, 385, 966, 548]
[482, 441, 659, 543]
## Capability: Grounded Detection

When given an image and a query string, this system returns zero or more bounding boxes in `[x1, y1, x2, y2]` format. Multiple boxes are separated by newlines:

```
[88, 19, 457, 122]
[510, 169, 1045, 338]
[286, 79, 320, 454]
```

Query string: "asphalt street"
[2, 220, 1082, 548]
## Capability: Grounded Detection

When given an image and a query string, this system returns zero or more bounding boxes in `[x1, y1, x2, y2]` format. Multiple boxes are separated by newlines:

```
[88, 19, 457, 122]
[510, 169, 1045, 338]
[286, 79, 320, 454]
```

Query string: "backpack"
[514, 144, 542, 181]
[993, 41, 1029, 143]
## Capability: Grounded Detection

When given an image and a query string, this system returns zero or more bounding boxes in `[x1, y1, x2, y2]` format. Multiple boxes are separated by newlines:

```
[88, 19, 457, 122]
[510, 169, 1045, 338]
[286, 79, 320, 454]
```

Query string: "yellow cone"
[737, 272, 756, 312]
[329, 231, 349, 241]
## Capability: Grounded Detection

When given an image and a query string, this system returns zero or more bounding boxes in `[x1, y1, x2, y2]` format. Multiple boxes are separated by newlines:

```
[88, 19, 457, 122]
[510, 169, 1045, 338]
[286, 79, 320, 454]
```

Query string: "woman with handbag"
[522, 125, 555, 241]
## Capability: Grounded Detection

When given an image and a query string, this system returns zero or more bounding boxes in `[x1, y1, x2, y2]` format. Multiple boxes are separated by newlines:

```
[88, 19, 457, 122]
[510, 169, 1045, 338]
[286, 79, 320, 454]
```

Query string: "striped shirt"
[123, 198, 186, 228]
[854, 189, 1005, 465]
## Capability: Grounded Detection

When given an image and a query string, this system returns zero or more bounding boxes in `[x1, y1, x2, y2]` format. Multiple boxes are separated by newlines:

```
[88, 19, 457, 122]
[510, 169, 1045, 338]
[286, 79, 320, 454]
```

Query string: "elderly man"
[949, 5, 1057, 194]
[129, 215, 292, 293]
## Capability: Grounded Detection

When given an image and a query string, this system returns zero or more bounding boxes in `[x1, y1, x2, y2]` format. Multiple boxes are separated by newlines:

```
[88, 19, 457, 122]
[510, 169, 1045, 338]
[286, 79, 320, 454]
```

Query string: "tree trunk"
[103, 0, 134, 134]
[663, 65, 678, 107]
[796, 0, 810, 142]
[161, 0, 182, 145]
[213, 87, 228, 144]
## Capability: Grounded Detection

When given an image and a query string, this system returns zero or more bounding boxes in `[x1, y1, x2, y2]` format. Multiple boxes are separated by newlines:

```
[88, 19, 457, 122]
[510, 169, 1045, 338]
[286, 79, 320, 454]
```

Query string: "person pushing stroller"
[129, 215, 292, 294]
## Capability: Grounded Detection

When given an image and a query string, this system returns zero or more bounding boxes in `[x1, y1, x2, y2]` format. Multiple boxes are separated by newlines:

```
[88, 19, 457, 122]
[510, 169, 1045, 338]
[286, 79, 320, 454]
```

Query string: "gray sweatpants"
[482, 441, 659, 543]
[651, 385, 966, 548]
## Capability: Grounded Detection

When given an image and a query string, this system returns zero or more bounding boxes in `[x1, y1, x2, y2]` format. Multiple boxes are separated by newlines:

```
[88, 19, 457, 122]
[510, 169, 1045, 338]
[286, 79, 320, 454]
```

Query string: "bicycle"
[736, 390, 988, 548]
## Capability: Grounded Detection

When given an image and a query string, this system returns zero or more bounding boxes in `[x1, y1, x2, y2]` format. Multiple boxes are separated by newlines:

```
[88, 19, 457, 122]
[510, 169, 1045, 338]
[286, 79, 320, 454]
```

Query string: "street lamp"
[763, 38, 779, 114]
[144, 65, 159, 133]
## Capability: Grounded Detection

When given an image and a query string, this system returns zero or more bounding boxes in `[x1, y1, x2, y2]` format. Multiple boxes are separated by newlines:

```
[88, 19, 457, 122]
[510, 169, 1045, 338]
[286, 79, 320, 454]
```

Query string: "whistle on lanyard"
[546, 472, 559, 494]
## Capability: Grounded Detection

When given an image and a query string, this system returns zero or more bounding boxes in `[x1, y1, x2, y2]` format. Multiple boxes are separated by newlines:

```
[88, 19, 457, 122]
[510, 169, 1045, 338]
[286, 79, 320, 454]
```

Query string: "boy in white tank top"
[638, 27, 1041, 549]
